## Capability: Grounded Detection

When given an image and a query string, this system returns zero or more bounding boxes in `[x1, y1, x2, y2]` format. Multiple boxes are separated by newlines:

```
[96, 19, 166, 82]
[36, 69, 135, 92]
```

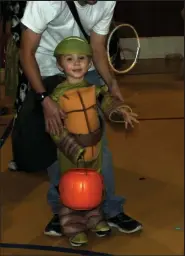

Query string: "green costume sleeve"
[50, 84, 63, 103]
[96, 85, 127, 123]
[95, 84, 109, 97]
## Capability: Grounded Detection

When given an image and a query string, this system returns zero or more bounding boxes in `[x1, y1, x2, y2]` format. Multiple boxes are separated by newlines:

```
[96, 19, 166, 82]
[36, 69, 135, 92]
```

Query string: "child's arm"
[97, 85, 139, 128]
[52, 130, 85, 165]
[50, 89, 85, 164]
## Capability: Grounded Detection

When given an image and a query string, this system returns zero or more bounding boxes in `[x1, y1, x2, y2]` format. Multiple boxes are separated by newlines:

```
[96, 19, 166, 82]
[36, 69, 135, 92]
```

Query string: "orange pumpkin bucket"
[59, 168, 104, 210]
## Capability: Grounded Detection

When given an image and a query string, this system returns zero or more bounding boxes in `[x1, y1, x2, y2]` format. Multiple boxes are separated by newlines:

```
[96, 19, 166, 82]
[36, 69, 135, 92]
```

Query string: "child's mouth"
[72, 69, 82, 72]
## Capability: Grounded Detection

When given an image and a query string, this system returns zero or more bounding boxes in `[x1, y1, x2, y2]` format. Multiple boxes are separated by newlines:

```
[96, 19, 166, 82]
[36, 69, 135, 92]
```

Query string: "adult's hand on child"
[120, 108, 139, 129]
[42, 97, 66, 136]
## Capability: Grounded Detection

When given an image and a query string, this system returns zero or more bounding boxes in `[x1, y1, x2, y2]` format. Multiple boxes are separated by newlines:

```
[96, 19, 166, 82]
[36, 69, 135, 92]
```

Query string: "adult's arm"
[20, 1, 58, 93]
[20, 29, 45, 93]
[20, 1, 65, 135]
[90, 1, 124, 101]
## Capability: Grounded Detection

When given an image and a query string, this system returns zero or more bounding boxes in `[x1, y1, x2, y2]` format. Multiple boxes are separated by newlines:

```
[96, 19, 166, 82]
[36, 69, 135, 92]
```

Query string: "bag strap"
[66, 1, 90, 42]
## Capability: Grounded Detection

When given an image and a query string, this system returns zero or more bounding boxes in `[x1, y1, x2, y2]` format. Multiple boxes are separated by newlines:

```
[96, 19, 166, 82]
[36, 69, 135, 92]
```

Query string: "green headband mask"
[54, 36, 92, 57]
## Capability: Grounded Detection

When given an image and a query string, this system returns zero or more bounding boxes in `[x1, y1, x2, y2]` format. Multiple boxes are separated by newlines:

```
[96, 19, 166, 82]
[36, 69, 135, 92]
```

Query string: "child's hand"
[120, 106, 139, 129]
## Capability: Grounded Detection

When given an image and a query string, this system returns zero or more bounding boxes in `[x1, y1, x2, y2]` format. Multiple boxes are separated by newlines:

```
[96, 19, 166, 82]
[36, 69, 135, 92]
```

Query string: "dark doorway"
[114, 1, 184, 37]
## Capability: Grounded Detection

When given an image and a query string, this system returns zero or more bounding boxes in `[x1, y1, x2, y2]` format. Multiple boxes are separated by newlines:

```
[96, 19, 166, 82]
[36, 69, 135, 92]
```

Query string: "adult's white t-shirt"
[21, 1, 116, 77]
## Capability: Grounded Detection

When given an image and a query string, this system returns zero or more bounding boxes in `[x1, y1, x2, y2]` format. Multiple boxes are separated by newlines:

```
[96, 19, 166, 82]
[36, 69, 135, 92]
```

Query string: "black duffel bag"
[12, 75, 65, 172]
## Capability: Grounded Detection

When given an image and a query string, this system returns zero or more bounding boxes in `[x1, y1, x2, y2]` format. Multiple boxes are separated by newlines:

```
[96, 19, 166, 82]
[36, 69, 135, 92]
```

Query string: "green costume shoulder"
[51, 81, 70, 103]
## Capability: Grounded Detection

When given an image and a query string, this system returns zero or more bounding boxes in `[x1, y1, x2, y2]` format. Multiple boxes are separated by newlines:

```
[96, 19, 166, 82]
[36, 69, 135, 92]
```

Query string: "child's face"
[58, 54, 91, 81]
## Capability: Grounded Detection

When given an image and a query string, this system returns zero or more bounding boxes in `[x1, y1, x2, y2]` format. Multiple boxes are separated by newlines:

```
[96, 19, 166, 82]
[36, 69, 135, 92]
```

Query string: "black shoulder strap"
[66, 1, 90, 42]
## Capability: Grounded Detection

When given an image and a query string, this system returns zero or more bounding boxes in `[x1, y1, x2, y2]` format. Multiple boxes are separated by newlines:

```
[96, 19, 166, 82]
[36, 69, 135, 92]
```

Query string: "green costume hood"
[54, 36, 92, 57]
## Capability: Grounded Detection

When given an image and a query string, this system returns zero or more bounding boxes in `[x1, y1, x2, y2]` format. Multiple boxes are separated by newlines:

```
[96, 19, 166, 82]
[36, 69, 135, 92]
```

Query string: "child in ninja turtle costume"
[50, 36, 138, 246]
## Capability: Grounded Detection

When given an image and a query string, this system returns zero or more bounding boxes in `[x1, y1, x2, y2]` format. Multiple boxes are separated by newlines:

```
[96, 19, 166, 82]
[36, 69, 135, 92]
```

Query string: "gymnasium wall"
[114, 1, 184, 59]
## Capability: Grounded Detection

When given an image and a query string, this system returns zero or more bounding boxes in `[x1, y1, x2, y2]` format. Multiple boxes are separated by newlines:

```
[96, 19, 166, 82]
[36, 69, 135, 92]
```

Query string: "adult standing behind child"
[12, 0, 143, 237]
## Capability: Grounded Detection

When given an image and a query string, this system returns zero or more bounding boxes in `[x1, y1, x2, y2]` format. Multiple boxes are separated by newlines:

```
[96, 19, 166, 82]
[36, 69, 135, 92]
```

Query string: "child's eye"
[66, 57, 73, 61]
[79, 56, 85, 60]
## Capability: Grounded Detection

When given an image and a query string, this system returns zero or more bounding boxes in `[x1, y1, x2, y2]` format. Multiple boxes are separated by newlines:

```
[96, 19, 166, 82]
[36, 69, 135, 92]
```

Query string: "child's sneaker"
[69, 232, 88, 247]
[93, 221, 111, 237]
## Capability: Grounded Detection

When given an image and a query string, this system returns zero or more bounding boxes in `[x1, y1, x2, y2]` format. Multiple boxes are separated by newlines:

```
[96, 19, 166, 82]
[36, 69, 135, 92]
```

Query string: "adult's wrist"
[107, 78, 118, 91]
[36, 91, 49, 103]
[42, 95, 51, 105]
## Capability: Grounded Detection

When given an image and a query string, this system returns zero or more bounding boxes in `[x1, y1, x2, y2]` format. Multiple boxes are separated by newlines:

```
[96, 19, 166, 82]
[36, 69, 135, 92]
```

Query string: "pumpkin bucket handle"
[77, 155, 100, 175]
[77, 155, 88, 175]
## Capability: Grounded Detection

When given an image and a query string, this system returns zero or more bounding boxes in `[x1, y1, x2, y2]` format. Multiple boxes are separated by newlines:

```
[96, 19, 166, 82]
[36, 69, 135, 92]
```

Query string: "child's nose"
[74, 59, 80, 65]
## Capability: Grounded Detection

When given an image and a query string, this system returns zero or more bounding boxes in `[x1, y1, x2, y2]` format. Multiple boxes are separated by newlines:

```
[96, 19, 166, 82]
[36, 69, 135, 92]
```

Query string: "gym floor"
[1, 72, 184, 255]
